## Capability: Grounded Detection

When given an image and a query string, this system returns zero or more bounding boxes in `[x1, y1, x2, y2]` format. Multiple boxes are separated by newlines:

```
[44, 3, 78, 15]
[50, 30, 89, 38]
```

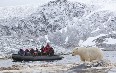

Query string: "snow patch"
[45, 35, 50, 43]
[103, 38, 116, 44]
[102, 2, 116, 12]
[79, 34, 107, 46]
[91, 28, 100, 33]
[64, 37, 68, 44]
[112, 31, 116, 34]
[79, 38, 96, 46]
[59, 27, 67, 33]
[64, 27, 67, 32]
[59, 29, 63, 33]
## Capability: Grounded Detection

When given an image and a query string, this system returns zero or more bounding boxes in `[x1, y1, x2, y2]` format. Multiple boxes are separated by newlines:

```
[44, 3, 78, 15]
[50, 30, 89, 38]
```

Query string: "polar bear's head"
[72, 47, 79, 56]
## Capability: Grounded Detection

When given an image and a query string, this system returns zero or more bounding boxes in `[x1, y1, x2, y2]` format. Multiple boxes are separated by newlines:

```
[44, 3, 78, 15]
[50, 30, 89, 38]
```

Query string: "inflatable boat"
[12, 54, 63, 61]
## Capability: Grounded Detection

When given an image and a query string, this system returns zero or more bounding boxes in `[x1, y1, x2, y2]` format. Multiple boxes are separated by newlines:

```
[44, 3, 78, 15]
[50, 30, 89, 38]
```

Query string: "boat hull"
[12, 54, 63, 61]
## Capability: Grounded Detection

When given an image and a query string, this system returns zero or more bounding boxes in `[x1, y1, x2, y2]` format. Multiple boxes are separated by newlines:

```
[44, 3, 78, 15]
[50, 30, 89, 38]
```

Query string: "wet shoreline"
[0, 58, 115, 73]
[0, 51, 116, 73]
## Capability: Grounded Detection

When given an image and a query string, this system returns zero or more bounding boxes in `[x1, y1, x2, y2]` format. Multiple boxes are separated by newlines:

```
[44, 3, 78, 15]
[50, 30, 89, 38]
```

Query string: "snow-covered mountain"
[0, 0, 116, 54]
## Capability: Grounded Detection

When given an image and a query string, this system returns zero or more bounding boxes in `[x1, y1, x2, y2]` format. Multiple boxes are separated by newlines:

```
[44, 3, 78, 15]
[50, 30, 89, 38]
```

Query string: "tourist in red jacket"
[43, 43, 54, 56]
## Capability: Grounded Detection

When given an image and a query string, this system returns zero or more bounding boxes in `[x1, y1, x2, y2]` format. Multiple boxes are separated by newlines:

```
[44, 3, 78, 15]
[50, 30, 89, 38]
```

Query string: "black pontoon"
[12, 54, 63, 61]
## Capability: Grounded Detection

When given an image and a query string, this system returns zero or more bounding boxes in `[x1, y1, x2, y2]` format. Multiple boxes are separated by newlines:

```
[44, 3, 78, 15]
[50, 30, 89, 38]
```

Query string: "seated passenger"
[35, 48, 41, 56]
[42, 43, 50, 56]
[43, 43, 54, 56]
[43, 48, 49, 56]
[18, 49, 25, 56]
[35, 48, 39, 52]
[25, 49, 31, 56]
[40, 45, 45, 55]
[49, 47, 54, 56]
[30, 48, 34, 56]
[33, 48, 40, 56]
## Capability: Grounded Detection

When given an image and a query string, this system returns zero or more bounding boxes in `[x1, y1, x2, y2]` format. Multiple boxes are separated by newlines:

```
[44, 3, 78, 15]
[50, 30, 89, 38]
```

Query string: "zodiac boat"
[12, 54, 63, 61]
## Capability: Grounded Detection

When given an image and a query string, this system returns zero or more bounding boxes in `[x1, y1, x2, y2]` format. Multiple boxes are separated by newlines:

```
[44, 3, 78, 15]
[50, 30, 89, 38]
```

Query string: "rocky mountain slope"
[0, 0, 116, 54]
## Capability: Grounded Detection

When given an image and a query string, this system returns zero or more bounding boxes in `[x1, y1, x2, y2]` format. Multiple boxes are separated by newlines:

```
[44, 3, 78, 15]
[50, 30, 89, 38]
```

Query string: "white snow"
[85, 9, 104, 19]
[101, 2, 116, 12]
[103, 38, 116, 44]
[73, 17, 79, 21]
[45, 35, 50, 43]
[59, 27, 67, 33]
[94, 34, 107, 38]
[79, 34, 107, 46]
[79, 34, 116, 46]
[91, 27, 100, 33]
[64, 37, 68, 44]
[112, 31, 116, 34]
[79, 38, 96, 46]
[69, 0, 116, 12]
[64, 27, 67, 32]
[59, 29, 63, 33]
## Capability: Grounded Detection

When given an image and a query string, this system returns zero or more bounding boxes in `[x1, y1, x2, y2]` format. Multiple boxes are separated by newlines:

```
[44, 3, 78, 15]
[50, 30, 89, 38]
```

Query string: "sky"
[0, 0, 54, 7]
[0, 0, 91, 7]
[0, 0, 116, 12]
[0, 0, 107, 7]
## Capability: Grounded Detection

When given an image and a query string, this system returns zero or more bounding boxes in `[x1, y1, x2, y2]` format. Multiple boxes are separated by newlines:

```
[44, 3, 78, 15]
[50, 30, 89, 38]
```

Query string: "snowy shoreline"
[0, 51, 116, 73]
[0, 61, 114, 73]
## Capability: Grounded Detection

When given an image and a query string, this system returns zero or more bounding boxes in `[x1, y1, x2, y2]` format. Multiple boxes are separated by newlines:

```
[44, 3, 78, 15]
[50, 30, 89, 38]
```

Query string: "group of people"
[18, 43, 54, 56]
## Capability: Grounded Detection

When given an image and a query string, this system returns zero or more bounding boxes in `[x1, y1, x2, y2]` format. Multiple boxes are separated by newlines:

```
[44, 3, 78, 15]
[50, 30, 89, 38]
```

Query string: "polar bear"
[72, 47, 103, 62]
